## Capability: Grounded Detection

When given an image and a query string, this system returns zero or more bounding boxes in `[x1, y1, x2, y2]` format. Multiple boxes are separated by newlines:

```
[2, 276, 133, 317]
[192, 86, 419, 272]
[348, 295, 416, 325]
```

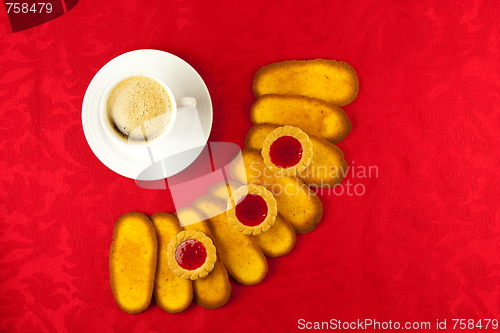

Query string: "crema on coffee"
[106, 75, 173, 142]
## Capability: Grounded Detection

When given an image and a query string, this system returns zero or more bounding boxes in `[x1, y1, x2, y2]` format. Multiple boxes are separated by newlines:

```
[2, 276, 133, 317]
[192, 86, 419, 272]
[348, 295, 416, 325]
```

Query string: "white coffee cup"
[100, 73, 196, 148]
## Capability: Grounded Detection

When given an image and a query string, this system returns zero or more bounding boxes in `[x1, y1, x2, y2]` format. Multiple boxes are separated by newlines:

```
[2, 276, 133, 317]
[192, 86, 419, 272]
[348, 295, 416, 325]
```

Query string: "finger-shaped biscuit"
[177, 207, 231, 309]
[263, 174, 323, 234]
[231, 149, 323, 233]
[109, 212, 157, 314]
[300, 138, 347, 188]
[253, 59, 358, 106]
[207, 180, 243, 203]
[246, 124, 347, 188]
[250, 94, 351, 143]
[191, 195, 268, 285]
[208, 180, 296, 257]
[252, 213, 296, 257]
[229, 148, 263, 185]
[149, 213, 193, 314]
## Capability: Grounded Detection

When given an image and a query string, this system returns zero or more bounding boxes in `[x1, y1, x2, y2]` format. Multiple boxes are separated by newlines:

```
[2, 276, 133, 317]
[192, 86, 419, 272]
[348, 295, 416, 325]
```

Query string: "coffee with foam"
[106, 76, 173, 142]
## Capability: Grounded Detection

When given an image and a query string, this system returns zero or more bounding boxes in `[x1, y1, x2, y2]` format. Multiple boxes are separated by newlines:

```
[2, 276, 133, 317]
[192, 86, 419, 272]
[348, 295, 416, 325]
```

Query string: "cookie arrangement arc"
[109, 58, 357, 313]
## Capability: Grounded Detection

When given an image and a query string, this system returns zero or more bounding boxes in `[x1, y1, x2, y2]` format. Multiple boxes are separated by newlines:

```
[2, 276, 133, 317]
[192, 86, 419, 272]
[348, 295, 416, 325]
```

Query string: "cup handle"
[176, 97, 197, 111]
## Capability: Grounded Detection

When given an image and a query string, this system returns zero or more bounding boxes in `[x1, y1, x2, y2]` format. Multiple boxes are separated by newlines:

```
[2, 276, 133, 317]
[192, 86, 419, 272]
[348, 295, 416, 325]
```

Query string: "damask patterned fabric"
[1, 0, 499, 332]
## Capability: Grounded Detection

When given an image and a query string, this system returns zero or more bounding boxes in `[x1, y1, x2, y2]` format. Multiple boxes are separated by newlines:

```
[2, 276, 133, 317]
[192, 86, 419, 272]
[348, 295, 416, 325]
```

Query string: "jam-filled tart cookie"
[167, 230, 217, 280]
[261, 125, 313, 176]
[227, 184, 278, 236]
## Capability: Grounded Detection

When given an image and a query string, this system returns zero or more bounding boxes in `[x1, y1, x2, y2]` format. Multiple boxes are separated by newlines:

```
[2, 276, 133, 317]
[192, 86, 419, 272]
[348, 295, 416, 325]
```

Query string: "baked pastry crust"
[261, 125, 313, 176]
[250, 94, 351, 144]
[179, 207, 232, 309]
[109, 212, 157, 314]
[246, 123, 347, 188]
[229, 148, 323, 234]
[150, 213, 192, 314]
[253, 59, 359, 106]
[192, 195, 268, 285]
[167, 230, 217, 280]
[226, 184, 278, 236]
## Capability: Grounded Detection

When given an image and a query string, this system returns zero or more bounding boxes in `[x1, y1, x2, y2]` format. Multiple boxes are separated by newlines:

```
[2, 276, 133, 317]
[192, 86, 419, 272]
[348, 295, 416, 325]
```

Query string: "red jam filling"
[269, 136, 303, 168]
[235, 194, 268, 227]
[175, 239, 207, 270]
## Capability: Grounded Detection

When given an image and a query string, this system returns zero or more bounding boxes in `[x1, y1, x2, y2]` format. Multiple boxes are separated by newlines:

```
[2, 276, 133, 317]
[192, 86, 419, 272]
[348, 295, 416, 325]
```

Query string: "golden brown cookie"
[246, 124, 347, 188]
[179, 207, 231, 309]
[109, 212, 157, 314]
[261, 125, 313, 177]
[166, 230, 217, 280]
[207, 180, 296, 257]
[192, 195, 268, 285]
[262, 174, 323, 234]
[299, 135, 347, 188]
[229, 148, 264, 185]
[207, 180, 243, 203]
[150, 213, 193, 314]
[230, 149, 323, 233]
[253, 59, 358, 106]
[250, 94, 351, 143]
[252, 213, 296, 257]
[226, 184, 278, 236]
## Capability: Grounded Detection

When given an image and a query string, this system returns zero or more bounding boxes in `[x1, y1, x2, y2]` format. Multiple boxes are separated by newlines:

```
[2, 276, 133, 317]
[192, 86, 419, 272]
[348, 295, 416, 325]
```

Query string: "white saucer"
[82, 49, 213, 179]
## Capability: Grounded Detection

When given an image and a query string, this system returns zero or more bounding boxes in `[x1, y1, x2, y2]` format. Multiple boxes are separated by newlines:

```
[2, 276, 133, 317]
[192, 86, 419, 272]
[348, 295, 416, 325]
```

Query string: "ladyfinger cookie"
[177, 207, 231, 309]
[253, 59, 358, 106]
[150, 213, 193, 314]
[250, 94, 351, 143]
[245, 123, 347, 188]
[191, 195, 268, 285]
[207, 180, 242, 203]
[253, 213, 296, 257]
[208, 180, 296, 257]
[109, 212, 157, 314]
[229, 148, 264, 185]
[230, 149, 323, 233]
[264, 174, 323, 233]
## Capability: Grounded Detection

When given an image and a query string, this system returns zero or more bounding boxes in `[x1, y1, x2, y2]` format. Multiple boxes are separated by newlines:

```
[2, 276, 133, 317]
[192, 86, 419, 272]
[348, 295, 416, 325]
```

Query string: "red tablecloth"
[1, 0, 499, 332]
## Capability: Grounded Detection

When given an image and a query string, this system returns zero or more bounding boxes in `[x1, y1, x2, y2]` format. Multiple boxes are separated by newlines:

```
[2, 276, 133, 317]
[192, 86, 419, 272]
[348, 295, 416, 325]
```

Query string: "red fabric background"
[1, 0, 499, 332]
